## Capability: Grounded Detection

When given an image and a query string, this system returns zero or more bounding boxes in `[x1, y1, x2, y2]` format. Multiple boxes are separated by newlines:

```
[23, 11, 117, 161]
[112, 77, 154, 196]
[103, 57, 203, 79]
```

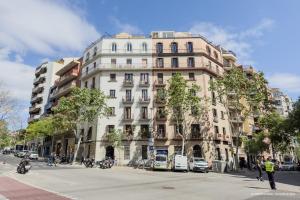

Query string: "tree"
[0, 120, 11, 148]
[259, 111, 296, 156]
[164, 73, 206, 155]
[53, 87, 109, 163]
[209, 67, 269, 170]
[244, 132, 269, 156]
[0, 83, 14, 121]
[106, 129, 123, 165]
[26, 116, 56, 141]
[287, 97, 300, 134]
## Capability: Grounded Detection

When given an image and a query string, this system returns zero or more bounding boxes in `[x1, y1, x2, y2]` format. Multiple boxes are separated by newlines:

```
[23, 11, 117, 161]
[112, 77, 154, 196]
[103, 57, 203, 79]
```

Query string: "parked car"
[18, 150, 29, 158]
[153, 154, 168, 170]
[189, 157, 209, 172]
[28, 151, 38, 160]
[281, 161, 296, 171]
[171, 155, 188, 171]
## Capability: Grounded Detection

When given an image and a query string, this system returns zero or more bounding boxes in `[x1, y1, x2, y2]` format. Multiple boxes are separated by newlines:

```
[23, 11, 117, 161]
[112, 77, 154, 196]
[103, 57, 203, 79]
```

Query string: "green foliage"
[244, 132, 269, 155]
[164, 73, 205, 155]
[259, 111, 294, 153]
[287, 97, 300, 133]
[107, 129, 122, 149]
[0, 120, 11, 148]
[53, 87, 109, 134]
[26, 116, 55, 141]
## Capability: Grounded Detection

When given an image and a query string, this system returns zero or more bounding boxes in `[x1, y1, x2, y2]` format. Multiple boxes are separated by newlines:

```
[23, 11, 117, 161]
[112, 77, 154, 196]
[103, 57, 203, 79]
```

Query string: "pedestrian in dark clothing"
[256, 157, 263, 181]
[265, 157, 276, 190]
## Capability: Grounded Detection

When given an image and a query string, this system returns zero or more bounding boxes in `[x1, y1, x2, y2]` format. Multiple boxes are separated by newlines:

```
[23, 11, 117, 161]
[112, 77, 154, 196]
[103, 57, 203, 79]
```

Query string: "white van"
[172, 155, 188, 171]
[153, 154, 168, 170]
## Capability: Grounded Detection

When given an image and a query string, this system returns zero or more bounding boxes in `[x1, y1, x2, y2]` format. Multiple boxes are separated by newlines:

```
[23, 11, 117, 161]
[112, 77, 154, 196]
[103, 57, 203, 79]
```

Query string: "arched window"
[142, 42, 147, 52]
[171, 42, 178, 53]
[187, 42, 193, 53]
[206, 46, 211, 56]
[93, 46, 97, 57]
[156, 43, 163, 53]
[127, 43, 132, 52]
[193, 145, 202, 158]
[111, 43, 117, 52]
[214, 51, 218, 60]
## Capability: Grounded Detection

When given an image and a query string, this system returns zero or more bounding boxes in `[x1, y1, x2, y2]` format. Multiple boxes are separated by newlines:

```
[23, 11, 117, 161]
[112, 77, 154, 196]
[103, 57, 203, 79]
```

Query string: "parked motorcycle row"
[83, 157, 115, 169]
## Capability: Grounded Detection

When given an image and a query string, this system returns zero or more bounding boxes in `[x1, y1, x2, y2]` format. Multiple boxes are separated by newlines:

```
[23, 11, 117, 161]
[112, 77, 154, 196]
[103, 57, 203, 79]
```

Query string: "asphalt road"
[1, 154, 299, 200]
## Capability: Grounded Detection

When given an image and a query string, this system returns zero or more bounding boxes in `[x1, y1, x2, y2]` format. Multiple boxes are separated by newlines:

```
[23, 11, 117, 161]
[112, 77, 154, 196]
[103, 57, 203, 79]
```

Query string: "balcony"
[27, 115, 40, 123]
[214, 133, 223, 141]
[123, 80, 134, 87]
[30, 94, 43, 104]
[122, 131, 134, 140]
[139, 96, 150, 104]
[29, 106, 41, 114]
[190, 133, 202, 140]
[122, 113, 134, 122]
[155, 113, 167, 121]
[154, 80, 166, 87]
[155, 95, 166, 104]
[35, 66, 47, 76]
[122, 97, 134, 104]
[154, 132, 167, 140]
[139, 80, 150, 87]
[33, 76, 45, 85]
[223, 134, 230, 141]
[55, 69, 78, 87]
[51, 81, 76, 99]
[32, 85, 44, 94]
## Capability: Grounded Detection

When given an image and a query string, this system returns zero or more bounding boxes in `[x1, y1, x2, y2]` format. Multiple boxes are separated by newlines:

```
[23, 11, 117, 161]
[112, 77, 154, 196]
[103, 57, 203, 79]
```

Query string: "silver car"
[189, 157, 209, 172]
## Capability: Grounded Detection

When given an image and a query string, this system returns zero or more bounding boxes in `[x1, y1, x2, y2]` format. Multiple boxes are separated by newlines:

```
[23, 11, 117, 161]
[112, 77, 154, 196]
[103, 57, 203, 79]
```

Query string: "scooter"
[83, 158, 95, 168]
[17, 158, 31, 174]
[98, 157, 114, 169]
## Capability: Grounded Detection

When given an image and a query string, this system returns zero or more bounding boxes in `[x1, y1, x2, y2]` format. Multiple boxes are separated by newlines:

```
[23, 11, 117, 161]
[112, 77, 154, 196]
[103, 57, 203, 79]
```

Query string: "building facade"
[80, 33, 153, 164]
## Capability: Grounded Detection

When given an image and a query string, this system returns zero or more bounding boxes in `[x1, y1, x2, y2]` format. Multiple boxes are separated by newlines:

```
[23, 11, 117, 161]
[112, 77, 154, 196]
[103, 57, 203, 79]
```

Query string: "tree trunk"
[72, 130, 81, 164]
[234, 124, 241, 171]
[181, 138, 185, 156]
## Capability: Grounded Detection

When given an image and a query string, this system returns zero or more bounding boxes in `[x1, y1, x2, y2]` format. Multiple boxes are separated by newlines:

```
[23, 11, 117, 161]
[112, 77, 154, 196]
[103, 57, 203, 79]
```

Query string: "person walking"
[265, 157, 276, 190]
[256, 156, 263, 181]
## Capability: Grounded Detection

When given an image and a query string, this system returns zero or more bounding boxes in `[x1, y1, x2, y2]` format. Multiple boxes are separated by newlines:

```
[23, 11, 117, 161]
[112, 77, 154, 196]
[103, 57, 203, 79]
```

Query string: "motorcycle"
[83, 158, 95, 168]
[17, 158, 31, 174]
[98, 157, 114, 169]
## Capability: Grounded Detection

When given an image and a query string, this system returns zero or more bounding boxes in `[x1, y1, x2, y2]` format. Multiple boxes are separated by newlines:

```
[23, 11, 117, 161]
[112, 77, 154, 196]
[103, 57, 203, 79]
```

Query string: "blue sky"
[0, 0, 300, 127]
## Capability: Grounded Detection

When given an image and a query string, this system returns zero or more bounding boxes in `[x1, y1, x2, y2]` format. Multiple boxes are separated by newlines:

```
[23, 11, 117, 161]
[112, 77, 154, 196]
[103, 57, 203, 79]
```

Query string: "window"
[174, 146, 182, 155]
[214, 51, 218, 60]
[171, 58, 178, 68]
[223, 127, 226, 135]
[112, 43, 117, 52]
[157, 124, 166, 138]
[127, 43, 132, 52]
[91, 77, 95, 89]
[191, 106, 198, 115]
[124, 107, 131, 119]
[111, 58, 116, 65]
[214, 126, 219, 134]
[141, 125, 150, 138]
[142, 58, 147, 66]
[216, 66, 219, 74]
[93, 47, 97, 57]
[125, 90, 132, 100]
[124, 125, 133, 135]
[93, 62, 96, 68]
[107, 125, 115, 133]
[191, 124, 201, 138]
[156, 43, 163, 53]
[140, 73, 149, 83]
[142, 43, 147, 52]
[171, 42, 178, 53]
[213, 109, 218, 117]
[206, 46, 211, 56]
[110, 74, 116, 81]
[124, 145, 130, 160]
[87, 127, 92, 141]
[85, 66, 89, 74]
[225, 149, 229, 161]
[85, 52, 90, 62]
[109, 90, 116, 98]
[212, 92, 216, 105]
[157, 73, 164, 83]
[187, 42, 193, 53]
[84, 81, 88, 88]
[156, 58, 164, 68]
[221, 111, 225, 119]
[142, 89, 148, 100]
[109, 107, 115, 116]
[142, 145, 148, 159]
[126, 58, 132, 65]
[188, 57, 195, 68]
[141, 107, 148, 119]
[188, 73, 195, 81]
[125, 73, 133, 82]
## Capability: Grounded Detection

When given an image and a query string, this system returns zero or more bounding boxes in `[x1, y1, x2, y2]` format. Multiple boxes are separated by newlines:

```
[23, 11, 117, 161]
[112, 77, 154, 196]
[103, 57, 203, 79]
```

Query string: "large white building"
[270, 88, 293, 118]
[80, 33, 153, 164]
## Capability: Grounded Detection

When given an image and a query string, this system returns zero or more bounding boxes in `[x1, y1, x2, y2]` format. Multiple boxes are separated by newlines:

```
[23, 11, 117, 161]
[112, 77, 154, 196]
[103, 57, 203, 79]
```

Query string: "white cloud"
[268, 73, 300, 95]
[189, 18, 274, 64]
[0, 0, 100, 56]
[110, 17, 142, 34]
